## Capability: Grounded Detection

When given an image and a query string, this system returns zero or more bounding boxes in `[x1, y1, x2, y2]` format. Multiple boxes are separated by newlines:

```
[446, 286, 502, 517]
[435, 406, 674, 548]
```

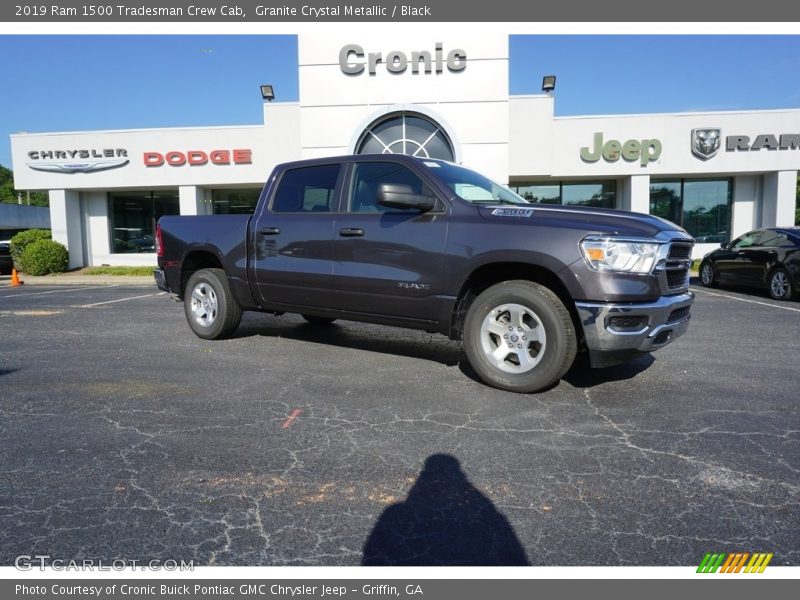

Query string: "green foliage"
[796, 176, 799, 225]
[82, 266, 154, 276]
[18, 239, 69, 276]
[0, 164, 48, 206]
[9, 229, 51, 263]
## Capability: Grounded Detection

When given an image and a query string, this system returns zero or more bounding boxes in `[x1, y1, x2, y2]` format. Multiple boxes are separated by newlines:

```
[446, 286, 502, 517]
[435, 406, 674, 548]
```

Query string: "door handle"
[260, 227, 281, 235]
[339, 227, 365, 237]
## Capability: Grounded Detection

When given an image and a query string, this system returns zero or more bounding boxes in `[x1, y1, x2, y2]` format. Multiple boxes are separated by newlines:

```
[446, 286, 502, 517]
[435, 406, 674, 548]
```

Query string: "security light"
[260, 85, 275, 101]
[541, 75, 556, 93]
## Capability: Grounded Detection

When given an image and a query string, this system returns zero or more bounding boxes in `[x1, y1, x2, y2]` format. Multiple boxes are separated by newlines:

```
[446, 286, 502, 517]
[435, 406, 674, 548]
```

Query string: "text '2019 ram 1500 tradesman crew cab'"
[155, 155, 694, 393]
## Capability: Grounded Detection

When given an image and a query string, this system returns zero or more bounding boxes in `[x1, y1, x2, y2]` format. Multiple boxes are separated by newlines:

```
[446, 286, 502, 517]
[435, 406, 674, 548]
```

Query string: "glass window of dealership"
[510, 177, 733, 242]
[107, 188, 262, 254]
[649, 178, 732, 243]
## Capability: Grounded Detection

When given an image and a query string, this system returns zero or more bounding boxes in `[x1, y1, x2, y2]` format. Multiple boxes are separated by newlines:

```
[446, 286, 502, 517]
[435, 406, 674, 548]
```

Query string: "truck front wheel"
[184, 268, 242, 339]
[463, 280, 577, 393]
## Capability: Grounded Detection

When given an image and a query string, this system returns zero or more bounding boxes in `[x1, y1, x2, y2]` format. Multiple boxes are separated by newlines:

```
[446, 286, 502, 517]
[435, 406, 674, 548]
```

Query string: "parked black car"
[1, 228, 28, 275]
[0, 242, 13, 275]
[699, 227, 800, 300]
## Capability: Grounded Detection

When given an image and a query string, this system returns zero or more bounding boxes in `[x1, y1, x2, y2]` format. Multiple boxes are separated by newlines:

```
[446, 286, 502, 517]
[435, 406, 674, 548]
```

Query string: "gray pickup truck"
[155, 154, 694, 393]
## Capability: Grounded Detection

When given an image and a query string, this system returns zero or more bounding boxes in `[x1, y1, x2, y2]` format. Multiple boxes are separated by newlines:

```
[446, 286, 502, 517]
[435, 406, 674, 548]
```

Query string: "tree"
[0, 165, 48, 206]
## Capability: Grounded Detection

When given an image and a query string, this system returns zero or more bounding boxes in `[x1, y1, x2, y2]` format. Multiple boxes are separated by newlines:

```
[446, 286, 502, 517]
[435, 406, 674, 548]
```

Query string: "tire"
[301, 314, 337, 325]
[699, 261, 717, 288]
[184, 268, 242, 339]
[768, 267, 794, 301]
[463, 280, 577, 393]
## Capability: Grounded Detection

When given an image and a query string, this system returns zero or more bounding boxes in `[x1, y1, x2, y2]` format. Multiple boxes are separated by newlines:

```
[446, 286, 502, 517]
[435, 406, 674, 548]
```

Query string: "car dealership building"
[9, 33, 800, 269]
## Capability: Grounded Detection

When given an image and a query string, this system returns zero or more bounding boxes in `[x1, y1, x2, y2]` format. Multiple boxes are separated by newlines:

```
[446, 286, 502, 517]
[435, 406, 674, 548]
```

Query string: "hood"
[477, 204, 692, 241]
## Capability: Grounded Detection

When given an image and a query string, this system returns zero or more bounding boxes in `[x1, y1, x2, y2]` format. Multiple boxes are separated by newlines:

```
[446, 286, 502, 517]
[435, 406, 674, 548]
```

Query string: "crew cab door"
[331, 160, 449, 321]
[251, 163, 343, 308]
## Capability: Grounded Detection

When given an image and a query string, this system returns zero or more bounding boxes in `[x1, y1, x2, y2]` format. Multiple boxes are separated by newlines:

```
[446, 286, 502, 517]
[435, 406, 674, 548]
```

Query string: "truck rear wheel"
[184, 268, 242, 340]
[463, 280, 577, 393]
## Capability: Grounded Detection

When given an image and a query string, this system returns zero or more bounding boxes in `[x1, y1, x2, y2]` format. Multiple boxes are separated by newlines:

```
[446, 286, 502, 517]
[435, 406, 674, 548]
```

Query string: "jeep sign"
[580, 132, 662, 167]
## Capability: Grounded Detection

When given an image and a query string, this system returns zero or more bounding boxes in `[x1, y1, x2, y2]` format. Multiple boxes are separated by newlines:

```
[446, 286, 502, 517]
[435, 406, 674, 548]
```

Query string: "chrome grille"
[657, 240, 694, 294]
[667, 243, 693, 260]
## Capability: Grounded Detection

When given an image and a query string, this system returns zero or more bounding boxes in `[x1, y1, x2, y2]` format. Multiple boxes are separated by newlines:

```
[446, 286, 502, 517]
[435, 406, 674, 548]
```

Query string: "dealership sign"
[692, 129, 800, 159]
[339, 43, 467, 75]
[580, 132, 662, 166]
[26, 148, 129, 174]
[144, 149, 252, 167]
[729, 133, 800, 151]
[691, 128, 721, 160]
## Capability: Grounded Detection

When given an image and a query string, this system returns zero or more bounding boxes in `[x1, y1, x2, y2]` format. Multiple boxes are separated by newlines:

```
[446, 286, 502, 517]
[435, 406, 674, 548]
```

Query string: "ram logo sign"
[691, 128, 722, 160]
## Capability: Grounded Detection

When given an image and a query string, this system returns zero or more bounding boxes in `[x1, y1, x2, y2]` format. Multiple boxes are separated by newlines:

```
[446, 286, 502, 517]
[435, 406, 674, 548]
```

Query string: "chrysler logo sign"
[691, 128, 721, 160]
[26, 148, 129, 174]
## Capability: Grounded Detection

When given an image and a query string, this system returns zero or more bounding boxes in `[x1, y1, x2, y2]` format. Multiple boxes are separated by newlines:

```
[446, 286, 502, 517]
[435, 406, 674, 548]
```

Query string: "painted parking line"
[691, 287, 800, 313]
[0, 310, 64, 317]
[76, 292, 166, 308]
[0, 285, 117, 299]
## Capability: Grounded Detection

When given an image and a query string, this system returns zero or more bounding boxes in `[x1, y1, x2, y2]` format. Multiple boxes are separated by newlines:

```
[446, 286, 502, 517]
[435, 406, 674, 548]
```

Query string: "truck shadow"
[456, 352, 655, 392]
[361, 454, 530, 566]
[233, 314, 656, 390]
[231, 314, 463, 366]
[561, 353, 655, 388]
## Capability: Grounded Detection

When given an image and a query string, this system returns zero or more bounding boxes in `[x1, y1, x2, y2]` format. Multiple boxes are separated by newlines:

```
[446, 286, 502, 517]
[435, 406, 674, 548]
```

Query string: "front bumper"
[575, 292, 694, 367]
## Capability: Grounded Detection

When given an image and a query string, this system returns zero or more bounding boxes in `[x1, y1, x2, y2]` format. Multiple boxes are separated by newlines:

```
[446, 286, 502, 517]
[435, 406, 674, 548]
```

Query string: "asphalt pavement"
[0, 281, 798, 566]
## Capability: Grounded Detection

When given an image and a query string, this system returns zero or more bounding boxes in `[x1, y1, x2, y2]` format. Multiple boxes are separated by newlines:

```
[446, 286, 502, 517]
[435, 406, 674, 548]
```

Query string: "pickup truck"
[155, 154, 694, 393]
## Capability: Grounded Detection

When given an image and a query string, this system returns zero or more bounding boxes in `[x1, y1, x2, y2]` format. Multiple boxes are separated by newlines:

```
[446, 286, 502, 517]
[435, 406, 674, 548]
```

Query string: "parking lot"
[0, 281, 798, 566]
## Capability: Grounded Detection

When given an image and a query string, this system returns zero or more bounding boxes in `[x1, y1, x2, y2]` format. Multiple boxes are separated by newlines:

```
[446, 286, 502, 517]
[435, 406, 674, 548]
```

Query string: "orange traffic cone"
[11, 268, 23, 287]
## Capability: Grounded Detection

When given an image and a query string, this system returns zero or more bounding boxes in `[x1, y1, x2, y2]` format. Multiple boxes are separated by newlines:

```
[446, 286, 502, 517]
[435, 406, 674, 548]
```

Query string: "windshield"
[422, 160, 528, 205]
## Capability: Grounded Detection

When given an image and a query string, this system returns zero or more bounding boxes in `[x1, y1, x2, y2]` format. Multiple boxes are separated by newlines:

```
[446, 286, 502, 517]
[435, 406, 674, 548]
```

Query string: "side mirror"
[720, 241, 729, 249]
[377, 184, 436, 212]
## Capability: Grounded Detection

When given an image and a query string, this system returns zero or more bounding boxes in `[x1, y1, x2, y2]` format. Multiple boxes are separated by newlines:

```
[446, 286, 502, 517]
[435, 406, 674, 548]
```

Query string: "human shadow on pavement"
[361, 454, 530, 566]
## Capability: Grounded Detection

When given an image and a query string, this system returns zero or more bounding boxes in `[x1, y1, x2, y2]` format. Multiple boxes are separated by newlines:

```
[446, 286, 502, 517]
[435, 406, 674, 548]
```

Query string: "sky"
[2, 34, 800, 168]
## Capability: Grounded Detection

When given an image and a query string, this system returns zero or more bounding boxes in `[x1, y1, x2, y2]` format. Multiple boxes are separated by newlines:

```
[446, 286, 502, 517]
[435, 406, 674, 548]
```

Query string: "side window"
[349, 162, 431, 213]
[272, 164, 341, 213]
[731, 231, 761, 250]
[758, 231, 793, 248]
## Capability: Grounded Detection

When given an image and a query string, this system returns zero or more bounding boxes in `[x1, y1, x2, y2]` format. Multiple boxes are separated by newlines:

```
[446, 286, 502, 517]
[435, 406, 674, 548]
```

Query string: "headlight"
[580, 237, 660, 274]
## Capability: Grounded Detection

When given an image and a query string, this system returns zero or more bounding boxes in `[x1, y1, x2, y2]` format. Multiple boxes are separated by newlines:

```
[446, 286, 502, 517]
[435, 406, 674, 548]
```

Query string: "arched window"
[355, 112, 455, 161]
